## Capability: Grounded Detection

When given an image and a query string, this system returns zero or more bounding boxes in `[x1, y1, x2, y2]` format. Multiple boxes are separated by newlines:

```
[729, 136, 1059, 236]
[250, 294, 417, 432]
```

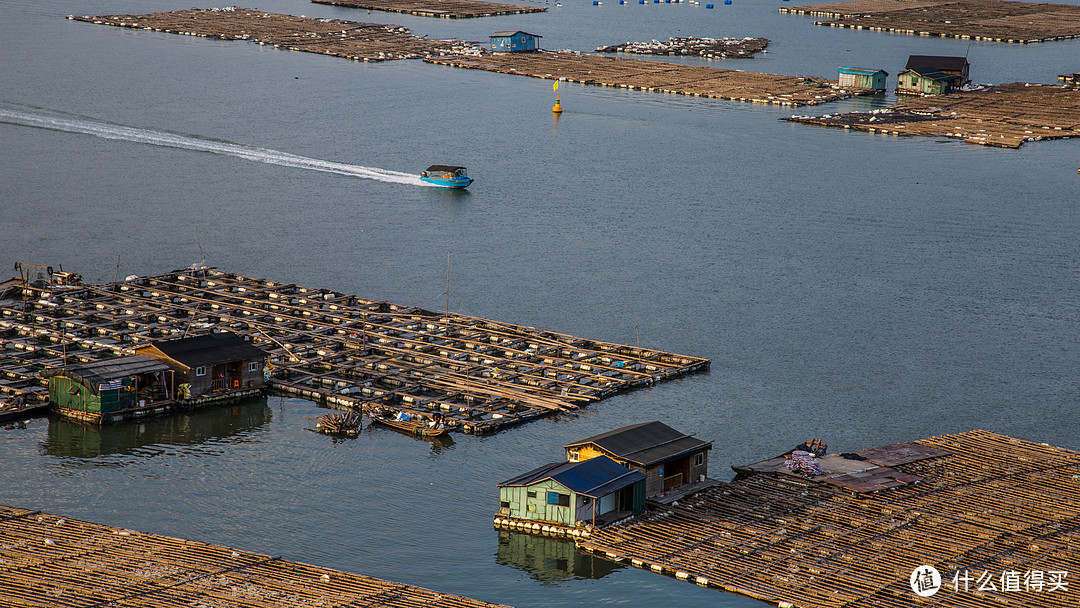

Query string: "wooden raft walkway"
[312, 0, 545, 19]
[0, 505, 513, 608]
[425, 51, 869, 106]
[71, 9, 470, 62]
[0, 269, 709, 433]
[576, 429, 1080, 608]
[785, 83, 1080, 148]
[780, 0, 1080, 43]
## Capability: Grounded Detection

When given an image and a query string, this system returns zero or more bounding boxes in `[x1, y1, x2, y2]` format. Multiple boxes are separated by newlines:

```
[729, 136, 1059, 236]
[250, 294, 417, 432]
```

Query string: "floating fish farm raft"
[74, 10, 866, 106]
[577, 429, 1080, 608]
[0, 505, 513, 608]
[784, 83, 1080, 148]
[70, 9, 472, 62]
[426, 51, 868, 106]
[780, 0, 1080, 43]
[0, 268, 709, 433]
[596, 36, 770, 59]
[312, 0, 546, 19]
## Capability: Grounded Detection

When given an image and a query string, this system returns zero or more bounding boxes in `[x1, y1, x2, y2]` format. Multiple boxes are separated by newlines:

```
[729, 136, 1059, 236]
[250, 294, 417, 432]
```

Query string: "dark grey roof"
[425, 165, 466, 172]
[498, 455, 646, 498]
[564, 421, 711, 467]
[490, 31, 542, 37]
[905, 55, 968, 72]
[42, 355, 171, 391]
[904, 66, 961, 82]
[143, 331, 266, 368]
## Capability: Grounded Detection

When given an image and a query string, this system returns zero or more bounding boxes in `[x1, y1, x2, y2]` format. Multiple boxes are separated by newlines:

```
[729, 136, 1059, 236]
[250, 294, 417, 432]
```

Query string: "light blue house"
[489, 31, 542, 52]
[837, 67, 889, 92]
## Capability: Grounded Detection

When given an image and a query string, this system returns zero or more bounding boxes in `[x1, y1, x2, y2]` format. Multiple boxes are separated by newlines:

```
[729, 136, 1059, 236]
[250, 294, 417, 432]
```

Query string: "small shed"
[564, 421, 711, 497]
[905, 55, 970, 84]
[896, 66, 961, 96]
[489, 31, 541, 52]
[498, 455, 646, 528]
[134, 331, 267, 398]
[44, 355, 172, 422]
[837, 66, 888, 91]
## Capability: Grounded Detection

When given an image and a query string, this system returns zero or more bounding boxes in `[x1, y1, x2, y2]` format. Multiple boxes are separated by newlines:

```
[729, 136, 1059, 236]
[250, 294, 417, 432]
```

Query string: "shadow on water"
[495, 530, 625, 583]
[41, 396, 272, 459]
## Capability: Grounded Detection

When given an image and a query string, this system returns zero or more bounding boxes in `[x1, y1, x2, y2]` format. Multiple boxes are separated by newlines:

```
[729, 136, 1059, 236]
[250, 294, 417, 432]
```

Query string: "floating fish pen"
[312, 0, 546, 19]
[70, 9, 475, 62]
[596, 36, 769, 59]
[0, 269, 709, 433]
[780, 0, 1080, 43]
[784, 83, 1080, 148]
[577, 429, 1080, 608]
[0, 505, 512, 608]
[426, 51, 871, 106]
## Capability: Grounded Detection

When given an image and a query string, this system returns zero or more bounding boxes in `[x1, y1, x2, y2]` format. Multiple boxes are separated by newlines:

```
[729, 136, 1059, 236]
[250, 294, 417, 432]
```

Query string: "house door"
[664, 457, 691, 491]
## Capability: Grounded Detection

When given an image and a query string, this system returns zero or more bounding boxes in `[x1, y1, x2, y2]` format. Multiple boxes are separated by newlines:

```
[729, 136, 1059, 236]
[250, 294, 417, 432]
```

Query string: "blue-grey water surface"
[3, 0, 1080, 604]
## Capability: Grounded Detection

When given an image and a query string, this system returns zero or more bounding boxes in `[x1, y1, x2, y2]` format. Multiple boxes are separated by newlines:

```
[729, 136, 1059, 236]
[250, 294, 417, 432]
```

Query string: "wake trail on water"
[0, 105, 427, 186]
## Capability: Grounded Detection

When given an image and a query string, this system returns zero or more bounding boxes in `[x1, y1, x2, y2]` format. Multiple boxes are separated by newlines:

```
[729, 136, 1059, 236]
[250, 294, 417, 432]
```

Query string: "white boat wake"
[0, 104, 426, 186]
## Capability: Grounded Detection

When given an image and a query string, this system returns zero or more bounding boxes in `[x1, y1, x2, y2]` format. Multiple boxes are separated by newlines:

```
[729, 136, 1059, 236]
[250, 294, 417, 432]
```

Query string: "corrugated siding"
[501, 480, 575, 525]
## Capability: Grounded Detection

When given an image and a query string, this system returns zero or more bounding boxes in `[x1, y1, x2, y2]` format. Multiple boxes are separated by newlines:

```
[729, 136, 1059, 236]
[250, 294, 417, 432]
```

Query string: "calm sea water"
[3, 0, 1080, 605]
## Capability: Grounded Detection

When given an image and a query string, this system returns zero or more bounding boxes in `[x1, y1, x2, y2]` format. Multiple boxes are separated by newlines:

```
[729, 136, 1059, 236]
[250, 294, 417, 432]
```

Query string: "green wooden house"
[498, 455, 646, 529]
[44, 355, 172, 423]
[896, 66, 961, 96]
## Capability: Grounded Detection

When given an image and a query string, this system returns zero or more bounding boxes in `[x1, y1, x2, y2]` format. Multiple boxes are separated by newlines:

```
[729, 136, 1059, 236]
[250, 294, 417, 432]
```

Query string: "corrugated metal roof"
[905, 54, 969, 72]
[498, 456, 645, 497]
[903, 66, 961, 82]
[42, 355, 171, 386]
[564, 421, 711, 466]
[140, 332, 266, 368]
[490, 31, 541, 37]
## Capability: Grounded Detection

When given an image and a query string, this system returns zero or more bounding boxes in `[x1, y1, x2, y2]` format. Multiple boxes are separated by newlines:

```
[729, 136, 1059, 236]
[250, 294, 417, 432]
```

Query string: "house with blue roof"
[497, 455, 646, 530]
[489, 31, 541, 52]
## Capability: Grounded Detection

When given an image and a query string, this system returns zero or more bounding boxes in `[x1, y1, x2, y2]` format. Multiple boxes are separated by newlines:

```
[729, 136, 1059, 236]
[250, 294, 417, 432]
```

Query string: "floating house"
[44, 355, 173, 423]
[134, 331, 268, 399]
[837, 66, 888, 92]
[497, 455, 646, 532]
[489, 31, 541, 52]
[564, 421, 711, 497]
[896, 66, 962, 95]
[905, 55, 970, 83]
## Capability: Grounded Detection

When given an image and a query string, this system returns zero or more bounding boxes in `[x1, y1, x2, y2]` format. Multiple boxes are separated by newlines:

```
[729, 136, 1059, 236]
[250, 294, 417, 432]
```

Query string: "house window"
[500, 501, 510, 509]
[568, 450, 579, 462]
[695, 453, 704, 467]
[527, 503, 537, 512]
[249, 361, 259, 372]
[527, 490, 536, 498]
[195, 366, 206, 377]
[547, 492, 570, 507]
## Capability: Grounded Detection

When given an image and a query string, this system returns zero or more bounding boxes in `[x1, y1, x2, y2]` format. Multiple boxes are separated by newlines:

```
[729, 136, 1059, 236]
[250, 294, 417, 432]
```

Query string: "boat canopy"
[425, 165, 467, 173]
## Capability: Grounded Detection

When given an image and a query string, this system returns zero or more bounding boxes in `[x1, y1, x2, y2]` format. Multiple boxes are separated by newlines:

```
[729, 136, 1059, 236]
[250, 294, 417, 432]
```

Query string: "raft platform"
[312, 0, 546, 19]
[425, 51, 871, 106]
[70, 9, 473, 62]
[0, 268, 709, 434]
[780, 0, 1080, 43]
[0, 505, 512, 608]
[784, 82, 1080, 148]
[577, 429, 1080, 608]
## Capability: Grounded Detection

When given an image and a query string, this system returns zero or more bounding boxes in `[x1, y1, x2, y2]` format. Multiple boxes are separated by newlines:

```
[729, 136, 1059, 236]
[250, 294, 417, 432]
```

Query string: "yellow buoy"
[552, 80, 563, 113]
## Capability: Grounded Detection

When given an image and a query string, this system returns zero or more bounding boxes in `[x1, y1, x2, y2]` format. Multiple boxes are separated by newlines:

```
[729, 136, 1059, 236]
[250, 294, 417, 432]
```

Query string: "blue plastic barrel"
[705, 3, 713, 7]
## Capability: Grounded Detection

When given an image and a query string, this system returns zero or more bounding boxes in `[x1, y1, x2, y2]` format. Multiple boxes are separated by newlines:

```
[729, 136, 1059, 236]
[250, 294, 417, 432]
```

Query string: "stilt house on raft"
[497, 455, 646, 533]
[44, 355, 173, 424]
[564, 421, 711, 498]
[134, 331, 268, 399]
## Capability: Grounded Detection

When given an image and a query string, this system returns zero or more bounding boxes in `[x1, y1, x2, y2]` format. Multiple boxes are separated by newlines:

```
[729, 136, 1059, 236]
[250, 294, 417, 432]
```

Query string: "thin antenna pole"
[635, 313, 640, 349]
[113, 254, 121, 285]
[195, 224, 204, 263]
[445, 251, 451, 324]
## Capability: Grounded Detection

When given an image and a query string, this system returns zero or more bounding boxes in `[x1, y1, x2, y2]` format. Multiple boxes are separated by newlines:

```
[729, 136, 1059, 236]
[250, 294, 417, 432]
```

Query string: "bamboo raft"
[0, 268, 709, 434]
[312, 0, 546, 19]
[596, 36, 770, 60]
[70, 9, 476, 62]
[0, 505, 513, 608]
[576, 429, 1080, 608]
[780, 0, 1080, 43]
[425, 51, 871, 107]
[784, 83, 1080, 148]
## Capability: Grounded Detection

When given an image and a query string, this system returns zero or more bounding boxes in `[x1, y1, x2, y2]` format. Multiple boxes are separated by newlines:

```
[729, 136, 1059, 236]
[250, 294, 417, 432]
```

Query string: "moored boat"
[420, 165, 473, 189]
[370, 409, 447, 436]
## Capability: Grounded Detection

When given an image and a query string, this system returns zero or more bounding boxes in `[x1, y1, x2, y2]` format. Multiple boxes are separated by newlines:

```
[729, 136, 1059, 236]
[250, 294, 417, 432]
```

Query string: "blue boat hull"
[421, 175, 473, 188]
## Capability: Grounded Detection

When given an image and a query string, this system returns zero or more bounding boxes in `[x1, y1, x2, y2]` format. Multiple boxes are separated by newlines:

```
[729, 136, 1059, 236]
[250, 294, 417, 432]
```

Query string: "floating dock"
[0, 505, 512, 608]
[595, 36, 769, 60]
[0, 268, 709, 433]
[71, 9, 472, 62]
[577, 429, 1080, 608]
[75, 10, 867, 107]
[312, 0, 546, 19]
[780, 0, 1080, 43]
[425, 51, 869, 106]
[784, 83, 1080, 148]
